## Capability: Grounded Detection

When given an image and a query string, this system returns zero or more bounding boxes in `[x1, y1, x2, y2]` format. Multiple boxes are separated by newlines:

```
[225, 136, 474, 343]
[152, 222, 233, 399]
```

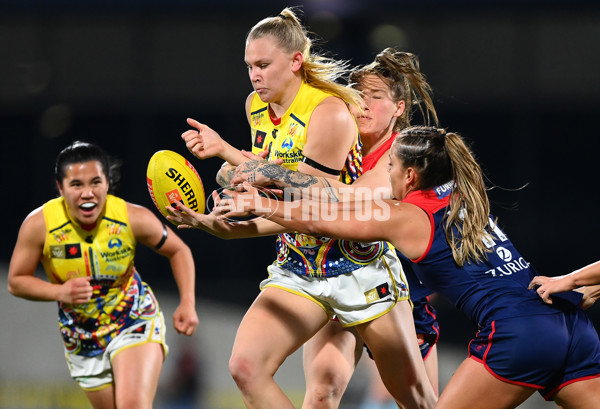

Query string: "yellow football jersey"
[248, 82, 389, 277]
[41, 195, 160, 356]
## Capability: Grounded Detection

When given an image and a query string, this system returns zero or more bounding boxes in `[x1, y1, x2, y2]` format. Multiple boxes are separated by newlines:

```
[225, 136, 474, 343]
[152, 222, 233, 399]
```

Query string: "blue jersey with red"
[401, 182, 582, 327]
[400, 183, 600, 398]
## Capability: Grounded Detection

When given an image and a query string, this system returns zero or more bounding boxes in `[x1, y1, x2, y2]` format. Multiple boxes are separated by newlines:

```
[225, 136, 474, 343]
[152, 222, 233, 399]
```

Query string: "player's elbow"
[7, 278, 22, 298]
[301, 220, 324, 237]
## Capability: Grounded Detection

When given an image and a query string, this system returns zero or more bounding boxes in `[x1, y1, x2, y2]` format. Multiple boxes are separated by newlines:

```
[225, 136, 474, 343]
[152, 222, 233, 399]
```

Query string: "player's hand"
[231, 160, 286, 188]
[240, 149, 273, 161]
[576, 285, 600, 310]
[182, 117, 225, 160]
[166, 198, 211, 229]
[172, 302, 199, 336]
[60, 277, 93, 304]
[528, 275, 571, 304]
[214, 184, 262, 219]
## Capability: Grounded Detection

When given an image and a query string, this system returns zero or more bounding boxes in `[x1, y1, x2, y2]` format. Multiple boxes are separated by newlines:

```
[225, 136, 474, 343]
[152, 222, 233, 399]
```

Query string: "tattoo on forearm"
[319, 178, 339, 202]
[258, 163, 289, 182]
[283, 170, 317, 189]
[216, 166, 236, 188]
[249, 162, 341, 201]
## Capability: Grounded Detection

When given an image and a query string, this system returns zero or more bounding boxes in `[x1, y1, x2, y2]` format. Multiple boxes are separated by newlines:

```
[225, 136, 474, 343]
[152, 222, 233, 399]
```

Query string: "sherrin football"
[146, 150, 205, 224]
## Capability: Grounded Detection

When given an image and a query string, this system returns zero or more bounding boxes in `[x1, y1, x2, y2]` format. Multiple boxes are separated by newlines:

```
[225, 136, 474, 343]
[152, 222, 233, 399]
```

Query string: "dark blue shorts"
[468, 308, 600, 400]
[364, 297, 440, 361]
[413, 297, 440, 361]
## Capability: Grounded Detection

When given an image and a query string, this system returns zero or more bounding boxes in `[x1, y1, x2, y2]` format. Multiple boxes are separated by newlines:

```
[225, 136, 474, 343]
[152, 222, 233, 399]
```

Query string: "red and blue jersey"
[400, 183, 582, 328]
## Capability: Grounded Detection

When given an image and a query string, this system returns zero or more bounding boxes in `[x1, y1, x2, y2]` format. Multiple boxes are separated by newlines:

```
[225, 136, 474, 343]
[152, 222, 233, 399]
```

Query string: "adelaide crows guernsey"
[249, 81, 390, 277]
[41, 195, 160, 357]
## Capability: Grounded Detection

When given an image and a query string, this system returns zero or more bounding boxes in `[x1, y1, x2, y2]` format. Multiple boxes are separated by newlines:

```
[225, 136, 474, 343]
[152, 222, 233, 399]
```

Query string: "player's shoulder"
[23, 205, 45, 224]
[125, 201, 155, 219]
[312, 96, 354, 123]
[18, 205, 46, 239]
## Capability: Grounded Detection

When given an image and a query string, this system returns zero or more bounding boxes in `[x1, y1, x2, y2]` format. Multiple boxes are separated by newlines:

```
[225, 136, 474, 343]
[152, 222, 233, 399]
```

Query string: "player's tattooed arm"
[216, 163, 236, 188]
[233, 161, 339, 202]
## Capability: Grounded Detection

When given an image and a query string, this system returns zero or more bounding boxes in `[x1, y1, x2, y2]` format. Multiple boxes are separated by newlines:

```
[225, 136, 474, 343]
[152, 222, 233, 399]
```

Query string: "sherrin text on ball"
[146, 150, 205, 224]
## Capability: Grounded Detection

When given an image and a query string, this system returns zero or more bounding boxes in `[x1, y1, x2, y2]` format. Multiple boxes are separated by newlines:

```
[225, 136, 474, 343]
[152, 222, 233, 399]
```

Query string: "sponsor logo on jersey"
[365, 282, 391, 303]
[108, 238, 122, 249]
[252, 111, 264, 127]
[52, 228, 71, 243]
[50, 243, 82, 259]
[282, 136, 294, 151]
[254, 130, 267, 149]
[288, 122, 299, 137]
[107, 222, 122, 235]
[434, 181, 454, 199]
[376, 283, 390, 299]
[132, 324, 147, 334]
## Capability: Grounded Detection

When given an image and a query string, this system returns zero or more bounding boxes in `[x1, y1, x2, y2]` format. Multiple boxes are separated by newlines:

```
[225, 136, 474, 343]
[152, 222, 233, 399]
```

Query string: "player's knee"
[116, 389, 152, 409]
[304, 377, 346, 409]
[229, 353, 260, 392]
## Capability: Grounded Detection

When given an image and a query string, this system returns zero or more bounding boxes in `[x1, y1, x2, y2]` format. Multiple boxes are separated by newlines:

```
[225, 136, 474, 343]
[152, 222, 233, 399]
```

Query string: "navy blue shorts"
[468, 308, 600, 400]
[364, 297, 440, 362]
[413, 297, 439, 361]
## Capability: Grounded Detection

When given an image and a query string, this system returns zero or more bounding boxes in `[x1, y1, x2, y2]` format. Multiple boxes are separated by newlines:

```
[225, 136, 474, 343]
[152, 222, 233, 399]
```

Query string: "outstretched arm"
[529, 260, 600, 307]
[232, 160, 392, 202]
[232, 161, 340, 201]
[165, 190, 288, 239]
[215, 183, 430, 260]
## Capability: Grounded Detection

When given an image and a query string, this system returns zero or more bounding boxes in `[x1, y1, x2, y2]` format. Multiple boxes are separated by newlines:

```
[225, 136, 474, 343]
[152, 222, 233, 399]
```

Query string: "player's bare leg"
[229, 287, 330, 409]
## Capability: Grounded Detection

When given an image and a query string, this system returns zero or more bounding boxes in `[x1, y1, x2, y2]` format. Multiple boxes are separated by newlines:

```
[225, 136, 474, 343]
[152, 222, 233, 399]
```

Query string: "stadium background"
[1, 1, 599, 408]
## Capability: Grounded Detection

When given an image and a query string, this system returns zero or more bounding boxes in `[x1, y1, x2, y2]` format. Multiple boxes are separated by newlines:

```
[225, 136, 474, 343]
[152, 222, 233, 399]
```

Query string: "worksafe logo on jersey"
[108, 238, 122, 249]
[50, 243, 82, 259]
[281, 136, 294, 151]
[364, 283, 390, 303]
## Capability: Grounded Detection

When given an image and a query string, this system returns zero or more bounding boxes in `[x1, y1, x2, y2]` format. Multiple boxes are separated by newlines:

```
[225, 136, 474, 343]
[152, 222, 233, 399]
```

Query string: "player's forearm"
[240, 163, 341, 201]
[216, 163, 236, 188]
[196, 213, 285, 239]
[219, 141, 248, 166]
[570, 261, 600, 287]
[168, 246, 196, 306]
[8, 275, 62, 302]
[253, 197, 316, 235]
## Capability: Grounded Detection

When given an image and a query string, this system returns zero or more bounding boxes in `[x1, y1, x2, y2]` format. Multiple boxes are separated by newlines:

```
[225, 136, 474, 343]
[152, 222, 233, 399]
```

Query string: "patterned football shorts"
[65, 312, 168, 391]
[260, 250, 409, 326]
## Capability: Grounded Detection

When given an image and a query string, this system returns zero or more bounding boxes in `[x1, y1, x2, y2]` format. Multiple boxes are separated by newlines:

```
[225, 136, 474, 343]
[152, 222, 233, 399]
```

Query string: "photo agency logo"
[279, 186, 391, 222]
[206, 186, 391, 223]
[207, 186, 281, 223]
